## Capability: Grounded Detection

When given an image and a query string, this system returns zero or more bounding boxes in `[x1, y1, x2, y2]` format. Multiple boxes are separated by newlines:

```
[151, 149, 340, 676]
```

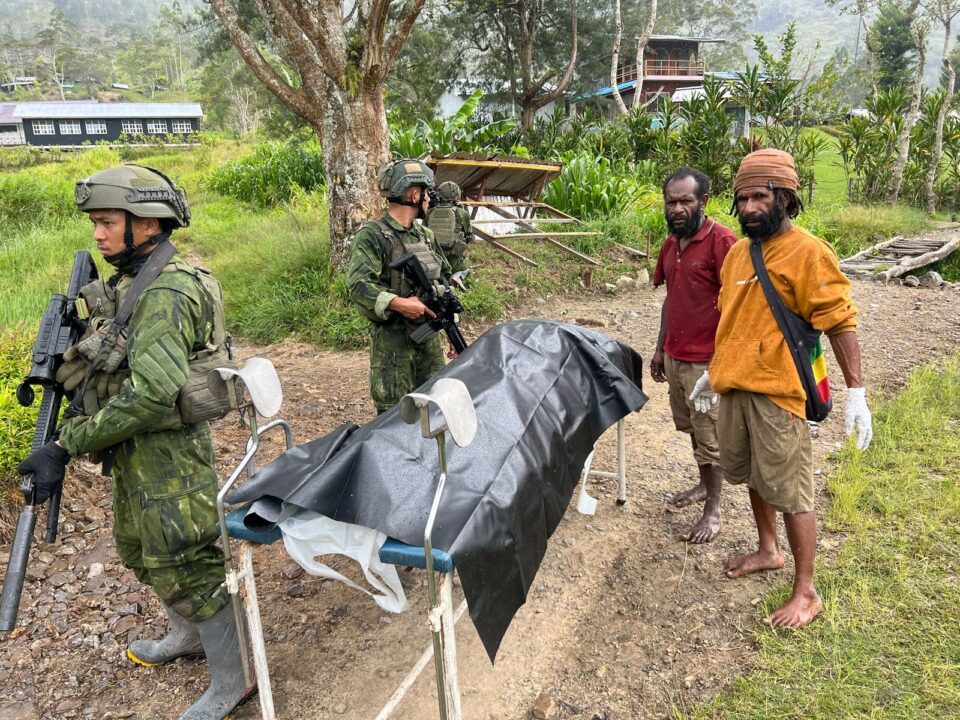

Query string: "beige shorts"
[717, 390, 814, 514]
[664, 355, 720, 466]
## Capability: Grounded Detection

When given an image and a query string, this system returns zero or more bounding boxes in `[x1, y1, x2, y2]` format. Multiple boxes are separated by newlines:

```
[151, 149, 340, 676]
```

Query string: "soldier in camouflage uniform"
[16, 165, 251, 720]
[346, 158, 451, 414]
[426, 181, 473, 275]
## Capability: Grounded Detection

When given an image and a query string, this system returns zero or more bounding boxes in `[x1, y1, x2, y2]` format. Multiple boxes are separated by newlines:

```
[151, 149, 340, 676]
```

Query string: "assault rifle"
[389, 253, 468, 355]
[1, 250, 97, 631]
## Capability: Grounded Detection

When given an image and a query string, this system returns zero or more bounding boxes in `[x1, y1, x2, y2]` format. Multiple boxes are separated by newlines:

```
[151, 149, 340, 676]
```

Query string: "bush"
[0, 330, 36, 502]
[208, 140, 325, 206]
[542, 152, 641, 219]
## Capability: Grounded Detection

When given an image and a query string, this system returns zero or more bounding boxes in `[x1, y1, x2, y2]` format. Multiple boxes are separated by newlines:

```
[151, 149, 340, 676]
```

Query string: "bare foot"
[684, 509, 721, 544]
[724, 549, 784, 578]
[768, 589, 823, 629]
[672, 482, 707, 508]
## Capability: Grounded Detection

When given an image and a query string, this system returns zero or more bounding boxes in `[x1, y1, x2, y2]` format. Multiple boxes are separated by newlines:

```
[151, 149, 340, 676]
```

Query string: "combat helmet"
[75, 164, 191, 228]
[437, 181, 461, 203]
[377, 158, 435, 201]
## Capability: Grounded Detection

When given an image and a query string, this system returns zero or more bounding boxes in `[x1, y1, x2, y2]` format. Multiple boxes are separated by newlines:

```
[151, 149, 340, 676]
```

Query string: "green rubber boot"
[127, 604, 203, 666]
[178, 605, 256, 720]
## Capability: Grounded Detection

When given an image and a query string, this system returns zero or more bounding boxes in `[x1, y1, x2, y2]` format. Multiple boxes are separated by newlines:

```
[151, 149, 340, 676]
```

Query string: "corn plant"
[542, 151, 639, 218]
[208, 140, 325, 206]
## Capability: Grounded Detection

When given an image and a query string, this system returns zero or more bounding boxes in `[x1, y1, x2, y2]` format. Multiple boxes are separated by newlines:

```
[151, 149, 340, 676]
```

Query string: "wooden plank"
[882, 236, 960, 279]
[472, 227, 538, 267]
[432, 158, 562, 173]
[491, 231, 601, 239]
[470, 217, 575, 225]
[615, 242, 648, 258]
[484, 203, 603, 266]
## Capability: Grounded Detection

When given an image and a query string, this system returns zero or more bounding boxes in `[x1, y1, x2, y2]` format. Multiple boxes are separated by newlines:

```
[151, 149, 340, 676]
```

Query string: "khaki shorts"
[717, 390, 814, 514]
[664, 355, 720, 466]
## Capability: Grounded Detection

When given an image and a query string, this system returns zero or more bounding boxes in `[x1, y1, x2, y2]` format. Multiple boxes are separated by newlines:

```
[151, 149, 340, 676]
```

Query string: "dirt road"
[1, 279, 958, 720]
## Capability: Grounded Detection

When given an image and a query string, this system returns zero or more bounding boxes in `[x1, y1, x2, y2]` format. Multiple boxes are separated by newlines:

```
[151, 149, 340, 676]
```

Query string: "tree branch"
[207, 0, 313, 119]
[381, 0, 428, 82]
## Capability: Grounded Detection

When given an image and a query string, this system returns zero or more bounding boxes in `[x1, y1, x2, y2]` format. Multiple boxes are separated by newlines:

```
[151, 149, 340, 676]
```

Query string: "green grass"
[688, 357, 960, 719]
[810, 127, 848, 207]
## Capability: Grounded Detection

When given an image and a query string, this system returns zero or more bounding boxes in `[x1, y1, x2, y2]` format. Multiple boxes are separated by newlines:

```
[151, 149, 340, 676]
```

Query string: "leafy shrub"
[0, 330, 35, 502]
[542, 152, 640, 219]
[208, 141, 325, 206]
[389, 90, 517, 157]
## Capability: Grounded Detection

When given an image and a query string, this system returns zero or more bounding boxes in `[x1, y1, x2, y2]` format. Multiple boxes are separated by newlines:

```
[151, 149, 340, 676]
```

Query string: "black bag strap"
[65, 242, 177, 417]
[748, 239, 828, 420]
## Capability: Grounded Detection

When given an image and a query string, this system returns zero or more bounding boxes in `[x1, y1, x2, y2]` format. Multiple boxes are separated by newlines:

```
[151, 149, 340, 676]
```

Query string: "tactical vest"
[75, 258, 235, 428]
[373, 219, 444, 298]
[427, 204, 467, 259]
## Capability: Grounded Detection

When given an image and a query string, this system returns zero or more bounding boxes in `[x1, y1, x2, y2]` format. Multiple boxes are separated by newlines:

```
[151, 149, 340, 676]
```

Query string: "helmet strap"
[393, 188, 427, 219]
[103, 212, 171, 268]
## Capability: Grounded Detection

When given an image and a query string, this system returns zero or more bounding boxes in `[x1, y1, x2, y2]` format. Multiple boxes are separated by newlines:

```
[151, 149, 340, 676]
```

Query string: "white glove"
[689, 371, 719, 414]
[843, 387, 873, 450]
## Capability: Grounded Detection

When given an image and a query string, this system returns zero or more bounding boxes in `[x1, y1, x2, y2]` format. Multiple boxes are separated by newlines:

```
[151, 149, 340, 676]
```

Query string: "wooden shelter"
[427, 153, 604, 267]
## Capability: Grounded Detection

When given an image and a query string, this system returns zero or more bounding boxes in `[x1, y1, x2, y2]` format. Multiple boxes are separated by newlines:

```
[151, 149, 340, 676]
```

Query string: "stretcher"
[214, 359, 628, 720]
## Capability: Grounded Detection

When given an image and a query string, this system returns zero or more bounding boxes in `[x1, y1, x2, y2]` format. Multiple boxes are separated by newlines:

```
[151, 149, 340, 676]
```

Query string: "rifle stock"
[0, 251, 96, 631]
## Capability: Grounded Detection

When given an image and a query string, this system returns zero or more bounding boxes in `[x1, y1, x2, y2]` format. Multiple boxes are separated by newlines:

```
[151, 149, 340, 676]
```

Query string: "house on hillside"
[1, 76, 36, 93]
[13, 102, 202, 147]
[581, 35, 726, 114]
[0, 103, 25, 145]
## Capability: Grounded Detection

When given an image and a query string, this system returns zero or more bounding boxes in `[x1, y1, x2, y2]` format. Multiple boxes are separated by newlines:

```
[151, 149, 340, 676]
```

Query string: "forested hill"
[0, 0, 203, 36]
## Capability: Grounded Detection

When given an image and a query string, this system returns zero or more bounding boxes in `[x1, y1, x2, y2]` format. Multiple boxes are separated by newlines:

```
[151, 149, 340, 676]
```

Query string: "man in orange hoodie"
[689, 149, 873, 629]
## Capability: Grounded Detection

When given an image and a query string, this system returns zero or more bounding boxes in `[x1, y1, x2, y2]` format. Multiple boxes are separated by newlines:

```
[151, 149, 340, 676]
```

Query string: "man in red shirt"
[651, 167, 738, 543]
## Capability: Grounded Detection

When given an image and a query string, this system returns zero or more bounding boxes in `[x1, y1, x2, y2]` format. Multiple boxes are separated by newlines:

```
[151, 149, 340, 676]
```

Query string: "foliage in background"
[838, 85, 960, 211]
[0, 332, 35, 502]
[388, 90, 518, 158]
[208, 140, 325, 206]
[693, 356, 960, 718]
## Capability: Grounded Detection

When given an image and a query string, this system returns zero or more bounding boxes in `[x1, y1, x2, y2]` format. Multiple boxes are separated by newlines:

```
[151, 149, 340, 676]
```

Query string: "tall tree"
[924, 0, 960, 214]
[458, 0, 580, 129]
[888, 3, 927, 203]
[206, 0, 428, 271]
[34, 8, 79, 100]
[868, 0, 921, 91]
[610, 0, 628, 114]
[630, 0, 657, 110]
[514, 0, 579, 128]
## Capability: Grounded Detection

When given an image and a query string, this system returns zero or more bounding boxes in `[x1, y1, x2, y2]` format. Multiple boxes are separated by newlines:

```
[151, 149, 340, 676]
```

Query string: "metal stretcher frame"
[217, 391, 628, 720]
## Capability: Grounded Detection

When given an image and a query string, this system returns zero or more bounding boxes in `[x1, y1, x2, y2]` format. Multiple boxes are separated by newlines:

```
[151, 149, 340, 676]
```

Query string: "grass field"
[688, 357, 960, 718]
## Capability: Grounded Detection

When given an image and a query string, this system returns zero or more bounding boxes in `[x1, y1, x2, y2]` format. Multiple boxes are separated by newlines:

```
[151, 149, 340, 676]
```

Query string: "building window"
[85, 121, 108, 135]
[32, 121, 55, 135]
[170, 120, 193, 134]
[147, 120, 168, 134]
[121, 120, 143, 134]
[59, 121, 81, 135]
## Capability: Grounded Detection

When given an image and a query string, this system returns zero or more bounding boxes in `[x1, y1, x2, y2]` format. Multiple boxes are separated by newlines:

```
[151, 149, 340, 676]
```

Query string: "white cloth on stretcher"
[279, 506, 408, 614]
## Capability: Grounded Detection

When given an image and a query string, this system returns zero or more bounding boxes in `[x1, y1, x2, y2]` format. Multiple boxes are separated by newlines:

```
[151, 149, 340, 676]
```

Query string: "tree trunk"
[631, 0, 657, 110]
[319, 83, 390, 271]
[518, 0, 578, 129]
[925, 17, 955, 215]
[610, 0, 628, 115]
[887, 20, 927, 204]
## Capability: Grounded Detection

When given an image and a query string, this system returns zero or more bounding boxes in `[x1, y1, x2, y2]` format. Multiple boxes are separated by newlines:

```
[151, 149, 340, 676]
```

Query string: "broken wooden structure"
[427, 153, 608, 267]
[840, 230, 960, 281]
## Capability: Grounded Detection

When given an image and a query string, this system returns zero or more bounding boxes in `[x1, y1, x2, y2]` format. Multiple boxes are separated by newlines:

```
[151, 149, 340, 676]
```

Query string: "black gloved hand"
[16, 441, 71, 504]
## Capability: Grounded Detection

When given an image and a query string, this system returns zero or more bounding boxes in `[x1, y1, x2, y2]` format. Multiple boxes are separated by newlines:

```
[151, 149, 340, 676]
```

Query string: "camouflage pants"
[447, 253, 470, 276]
[369, 322, 445, 414]
[111, 423, 228, 623]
